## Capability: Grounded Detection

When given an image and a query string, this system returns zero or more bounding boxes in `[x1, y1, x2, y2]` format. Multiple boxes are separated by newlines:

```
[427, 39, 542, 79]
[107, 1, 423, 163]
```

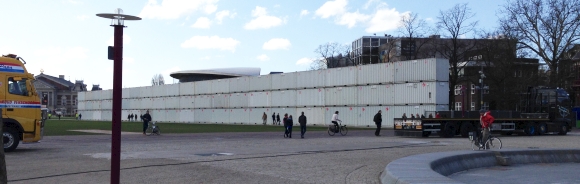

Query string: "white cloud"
[256, 54, 270, 61]
[338, 11, 370, 28]
[191, 17, 211, 28]
[315, 0, 347, 19]
[139, 0, 219, 20]
[300, 10, 309, 17]
[365, 8, 407, 33]
[124, 57, 135, 64]
[425, 17, 434, 22]
[244, 6, 284, 30]
[296, 57, 314, 65]
[181, 36, 240, 52]
[363, 0, 380, 9]
[76, 15, 88, 21]
[215, 10, 235, 24]
[107, 34, 131, 46]
[262, 38, 291, 50]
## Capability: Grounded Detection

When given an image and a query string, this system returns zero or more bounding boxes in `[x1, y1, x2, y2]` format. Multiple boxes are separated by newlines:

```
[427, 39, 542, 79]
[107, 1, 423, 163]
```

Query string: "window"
[514, 70, 522, 77]
[483, 85, 490, 94]
[8, 77, 29, 96]
[61, 96, 67, 106]
[455, 102, 462, 111]
[482, 102, 489, 110]
[471, 84, 475, 94]
[454, 85, 463, 95]
[471, 102, 476, 111]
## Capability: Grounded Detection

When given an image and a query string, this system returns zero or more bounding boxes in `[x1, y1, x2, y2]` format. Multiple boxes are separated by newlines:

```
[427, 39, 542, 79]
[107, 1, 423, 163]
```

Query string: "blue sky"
[0, 0, 505, 90]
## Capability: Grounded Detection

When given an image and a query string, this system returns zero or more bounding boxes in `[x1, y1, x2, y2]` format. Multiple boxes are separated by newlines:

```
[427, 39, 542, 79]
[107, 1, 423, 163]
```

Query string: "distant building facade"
[33, 73, 87, 116]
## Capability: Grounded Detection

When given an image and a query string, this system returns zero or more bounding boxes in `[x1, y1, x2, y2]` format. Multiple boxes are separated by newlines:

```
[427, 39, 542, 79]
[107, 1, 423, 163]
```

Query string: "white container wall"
[129, 99, 139, 109]
[122, 88, 130, 99]
[78, 101, 86, 110]
[178, 109, 194, 123]
[296, 70, 325, 89]
[325, 87, 358, 106]
[78, 92, 86, 101]
[165, 110, 179, 122]
[393, 82, 449, 105]
[229, 77, 250, 93]
[179, 82, 195, 96]
[229, 93, 249, 108]
[357, 62, 394, 85]
[212, 94, 230, 108]
[140, 86, 153, 98]
[91, 90, 102, 100]
[324, 106, 359, 127]
[85, 101, 93, 110]
[357, 85, 394, 106]
[249, 75, 271, 92]
[194, 95, 212, 108]
[270, 108, 297, 123]
[326, 66, 357, 87]
[229, 108, 250, 124]
[84, 92, 92, 101]
[151, 110, 166, 122]
[296, 89, 325, 107]
[271, 90, 296, 107]
[92, 111, 102, 120]
[249, 108, 270, 125]
[140, 98, 153, 110]
[130, 87, 141, 98]
[151, 98, 166, 109]
[394, 58, 449, 83]
[101, 100, 112, 110]
[101, 110, 112, 121]
[248, 92, 270, 108]
[179, 96, 195, 109]
[194, 109, 211, 123]
[152, 85, 167, 97]
[194, 80, 212, 95]
[295, 107, 325, 125]
[356, 106, 395, 128]
[211, 79, 230, 94]
[213, 109, 230, 123]
[165, 97, 180, 109]
[271, 73, 297, 90]
[165, 83, 180, 96]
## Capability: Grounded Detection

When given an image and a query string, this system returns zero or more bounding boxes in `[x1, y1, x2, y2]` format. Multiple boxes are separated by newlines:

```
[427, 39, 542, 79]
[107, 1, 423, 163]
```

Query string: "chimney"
[59, 75, 65, 79]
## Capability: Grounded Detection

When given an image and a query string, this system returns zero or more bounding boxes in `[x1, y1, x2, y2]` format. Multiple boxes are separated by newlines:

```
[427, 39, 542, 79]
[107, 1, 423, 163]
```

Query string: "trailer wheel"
[442, 122, 457, 138]
[460, 123, 474, 138]
[558, 124, 568, 135]
[524, 124, 536, 136]
[537, 123, 547, 135]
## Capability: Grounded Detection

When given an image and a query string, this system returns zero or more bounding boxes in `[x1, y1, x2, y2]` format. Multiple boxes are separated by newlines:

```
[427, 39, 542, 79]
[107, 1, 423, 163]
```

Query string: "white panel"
[130, 99, 140, 109]
[248, 91, 270, 108]
[92, 90, 102, 100]
[78, 92, 86, 101]
[356, 106, 395, 128]
[323, 106, 359, 127]
[101, 100, 112, 110]
[212, 94, 230, 108]
[229, 108, 250, 124]
[130, 87, 141, 98]
[326, 66, 357, 87]
[271, 73, 297, 90]
[229, 93, 249, 108]
[101, 110, 112, 121]
[249, 75, 271, 92]
[179, 96, 195, 109]
[165, 97, 180, 109]
[296, 70, 325, 89]
[270, 107, 297, 124]
[194, 95, 212, 108]
[394, 58, 449, 83]
[78, 101, 86, 110]
[194, 80, 212, 95]
[271, 90, 296, 107]
[211, 79, 230, 94]
[165, 83, 180, 96]
[179, 82, 195, 96]
[194, 109, 212, 123]
[213, 109, 230, 123]
[152, 85, 166, 97]
[151, 109, 166, 122]
[84, 91, 93, 101]
[94, 101, 102, 110]
[324, 87, 358, 106]
[140, 98, 153, 110]
[229, 77, 250, 93]
[295, 107, 325, 126]
[121, 99, 129, 110]
[296, 89, 325, 107]
[357, 85, 394, 106]
[249, 108, 270, 125]
[393, 82, 449, 105]
[93, 111, 102, 121]
[140, 86, 153, 98]
[152, 97, 166, 109]
[179, 109, 194, 123]
[165, 110, 179, 122]
[85, 101, 93, 110]
[357, 62, 394, 85]
[122, 88, 130, 99]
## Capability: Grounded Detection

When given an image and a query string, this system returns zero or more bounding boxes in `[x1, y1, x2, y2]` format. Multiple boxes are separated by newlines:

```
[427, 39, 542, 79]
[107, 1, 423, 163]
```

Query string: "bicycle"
[328, 120, 348, 136]
[146, 121, 161, 136]
[469, 128, 501, 150]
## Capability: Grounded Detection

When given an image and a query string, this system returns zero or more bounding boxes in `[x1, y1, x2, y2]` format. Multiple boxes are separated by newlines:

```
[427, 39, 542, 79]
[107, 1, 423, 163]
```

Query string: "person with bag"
[298, 112, 307, 138]
[142, 110, 152, 135]
[373, 110, 382, 136]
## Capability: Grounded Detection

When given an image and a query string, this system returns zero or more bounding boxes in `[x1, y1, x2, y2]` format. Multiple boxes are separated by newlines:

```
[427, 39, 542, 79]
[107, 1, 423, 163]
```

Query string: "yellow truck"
[1, 54, 46, 152]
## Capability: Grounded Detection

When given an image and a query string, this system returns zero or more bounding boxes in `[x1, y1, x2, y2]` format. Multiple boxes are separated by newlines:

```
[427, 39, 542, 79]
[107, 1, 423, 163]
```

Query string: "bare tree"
[436, 3, 479, 110]
[500, 0, 580, 86]
[151, 74, 165, 86]
[398, 12, 434, 60]
[311, 42, 354, 69]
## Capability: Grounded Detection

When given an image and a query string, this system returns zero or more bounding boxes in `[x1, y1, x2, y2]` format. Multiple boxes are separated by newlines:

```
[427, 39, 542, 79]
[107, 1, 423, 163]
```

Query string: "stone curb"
[381, 149, 580, 184]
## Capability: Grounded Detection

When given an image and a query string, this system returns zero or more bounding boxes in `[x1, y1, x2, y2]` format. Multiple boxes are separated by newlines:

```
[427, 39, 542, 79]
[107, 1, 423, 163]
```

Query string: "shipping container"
[295, 107, 325, 126]
[78, 101, 86, 110]
[121, 99, 129, 110]
[165, 110, 179, 122]
[194, 109, 211, 123]
[92, 111, 102, 121]
[248, 91, 271, 108]
[393, 82, 449, 105]
[151, 110, 166, 122]
[296, 70, 325, 89]
[83, 91, 92, 101]
[101, 100, 112, 110]
[151, 85, 167, 97]
[78, 92, 86, 101]
[248, 75, 271, 92]
[271, 90, 297, 107]
[357, 85, 394, 106]
[229, 108, 250, 124]
[229, 77, 250, 93]
[194, 95, 213, 108]
[394, 58, 449, 83]
[324, 106, 359, 127]
[129, 99, 140, 109]
[91, 90, 102, 100]
[80, 111, 92, 120]
[179, 96, 195, 109]
[179, 82, 195, 96]
[85, 101, 93, 110]
[165, 96, 180, 109]
[270, 107, 297, 124]
[357, 62, 394, 85]
[178, 109, 194, 123]
[325, 87, 358, 106]
[140, 86, 153, 98]
[356, 106, 395, 128]
[229, 93, 249, 108]
[271, 72, 297, 90]
[212, 94, 230, 108]
[249, 108, 270, 125]
[213, 109, 231, 123]
[152, 97, 166, 109]
[194, 80, 212, 95]
[101, 110, 112, 121]
[130, 87, 141, 98]
[326, 66, 357, 87]
[165, 83, 180, 96]
[296, 89, 325, 107]
[140, 98, 153, 110]
[122, 88, 130, 99]
[211, 79, 230, 94]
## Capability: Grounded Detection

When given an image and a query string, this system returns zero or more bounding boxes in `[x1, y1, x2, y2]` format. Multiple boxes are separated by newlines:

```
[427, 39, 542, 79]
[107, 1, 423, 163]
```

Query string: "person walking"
[142, 110, 152, 135]
[298, 112, 307, 138]
[272, 112, 276, 125]
[479, 109, 495, 147]
[127, 114, 131, 121]
[283, 113, 288, 136]
[262, 112, 267, 125]
[79, 113, 82, 120]
[285, 115, 294, 138]
[374, 110, 382, 136]
[276, 113, 281, 125]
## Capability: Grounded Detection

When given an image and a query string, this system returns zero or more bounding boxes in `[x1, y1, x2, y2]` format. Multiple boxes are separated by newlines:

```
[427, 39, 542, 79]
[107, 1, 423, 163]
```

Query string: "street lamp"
[96, 8, 140, 184]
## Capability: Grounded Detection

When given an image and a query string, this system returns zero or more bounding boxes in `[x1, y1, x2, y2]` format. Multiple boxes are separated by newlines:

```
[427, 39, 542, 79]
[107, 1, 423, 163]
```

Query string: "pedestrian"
[79, 113, 82, 120]
[298, 112, 307, 138]
[428, 113, 433, 118]
[272, 112, 276, 125]
[283, 113, 288, 135]
[402, 113, 407, 121]
[140, 114, 143, 121]
[411, 114, 415, 119]
[142, 110, 152, 135]
[285, 115, 294, 138]
[435, 112, 441, 118]
[48, 113, 52, 119]
[262, 112, 267, 125]
[421, 114, 425, 118]
[276, 113, 281, 125]
[127, 114, 131, 121]
[58, 114, 61, 120]
[374, 110, 382, 136]
[416, 113, 420, 119]
[75, 113, 78, 120]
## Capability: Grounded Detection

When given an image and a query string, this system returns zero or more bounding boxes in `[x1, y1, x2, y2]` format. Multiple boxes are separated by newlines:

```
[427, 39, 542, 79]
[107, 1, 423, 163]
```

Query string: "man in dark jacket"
[142, 110, 152, 135]
[285, 115, 294, 138]
[276, 113, 281, 125]
[374, 110, 382, 136]
[298, 112, 307, 138]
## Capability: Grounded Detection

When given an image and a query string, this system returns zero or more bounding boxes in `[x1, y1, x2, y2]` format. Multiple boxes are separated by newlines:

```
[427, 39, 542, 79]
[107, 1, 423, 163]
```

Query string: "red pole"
[111, 24, 124, 184]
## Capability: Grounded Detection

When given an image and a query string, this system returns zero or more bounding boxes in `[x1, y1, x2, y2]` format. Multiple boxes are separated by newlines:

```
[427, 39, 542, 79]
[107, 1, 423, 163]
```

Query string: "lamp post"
[96, 9, 140, 184]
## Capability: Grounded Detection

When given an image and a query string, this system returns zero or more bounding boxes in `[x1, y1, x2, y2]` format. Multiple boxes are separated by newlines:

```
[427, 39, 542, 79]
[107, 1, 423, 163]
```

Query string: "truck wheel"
[537, 123, 547, 135]
[442, 122, 457, 138]
[524, 124, 536, 136]
[3, 128, 20, 152]
[460, 123, 474, 138]
[558, 124, 568, 135]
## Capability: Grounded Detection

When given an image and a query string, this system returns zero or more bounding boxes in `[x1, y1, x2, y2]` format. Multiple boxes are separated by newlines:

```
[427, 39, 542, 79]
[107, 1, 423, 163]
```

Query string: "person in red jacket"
[479, 110, 494, 146]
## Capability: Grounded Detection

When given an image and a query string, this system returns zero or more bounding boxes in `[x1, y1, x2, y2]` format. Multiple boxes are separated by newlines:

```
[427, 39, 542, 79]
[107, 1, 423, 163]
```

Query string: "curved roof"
[170, 67, 260, 77]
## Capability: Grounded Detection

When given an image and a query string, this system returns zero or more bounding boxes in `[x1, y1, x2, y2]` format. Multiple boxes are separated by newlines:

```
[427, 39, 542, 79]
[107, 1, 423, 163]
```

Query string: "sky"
[0, 0, 507, 90]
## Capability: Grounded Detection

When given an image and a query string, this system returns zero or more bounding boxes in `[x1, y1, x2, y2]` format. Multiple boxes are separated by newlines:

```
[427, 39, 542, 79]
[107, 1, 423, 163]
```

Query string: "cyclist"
[479, 109, 494, 146]
[331, 111, 340, 133]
